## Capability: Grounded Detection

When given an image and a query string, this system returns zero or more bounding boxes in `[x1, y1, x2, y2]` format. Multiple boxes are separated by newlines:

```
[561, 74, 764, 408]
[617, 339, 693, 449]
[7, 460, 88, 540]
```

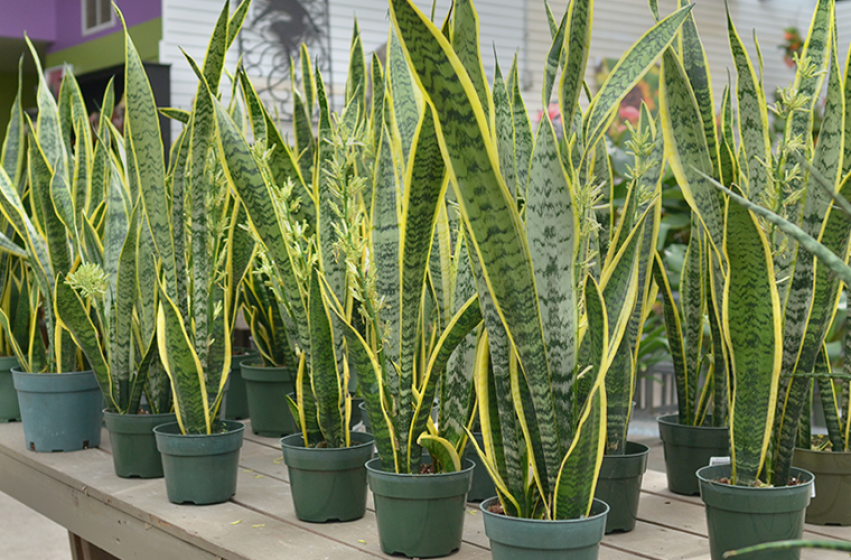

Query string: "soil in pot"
[154, 420, 245, 505]
[0, 356, 20, 422]
[366, 457, 475, 558]
[657, 413, 729, 495]
[104, 410, 176, 478]
[224, 348, 258, 421]
[480, 496, 609, 560]
[793, 447, 851, 526]
[697, 464, 814, 560]
[13, 369, 102, 452]
[241, 363, 296, 437]
[280, 431, 374, 522]
[594, 441, 649, 533]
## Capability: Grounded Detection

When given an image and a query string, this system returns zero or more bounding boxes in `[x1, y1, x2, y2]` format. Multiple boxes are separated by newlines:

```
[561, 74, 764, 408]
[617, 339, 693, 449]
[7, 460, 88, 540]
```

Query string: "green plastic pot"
[241, 363, 296, 437]
[658, 414, 729, 496]
[793, 447, 851, 526]
[0, 356, 20, 422]
[697, 465, 814, 560]
[594, 441, 649, 533]
[480, 497, 609, 560]
[464, 432, 496, 502]
[366, 457, 475, 558]
[224, 348, 258, 420]
[280, 432, 374, 522]
[12, 368, 102, 452]
[154, 421, 245, 505]
[103, 411, 176, 478]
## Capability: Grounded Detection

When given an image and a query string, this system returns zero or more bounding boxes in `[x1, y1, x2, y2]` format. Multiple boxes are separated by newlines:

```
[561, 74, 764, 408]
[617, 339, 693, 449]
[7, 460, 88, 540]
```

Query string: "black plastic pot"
[657, 413, 729, 495]
[464, 432, 496, 502]
[154, 420, 245, 505]
[594, 441, 649, 533]
[241, 363, 296, 437]
[224, 348, 258, 420]
[480, 497, 609, 559]
[366, 457, 474, 558]
[697, 465, 814, 560]
[280, 432, 374, 522]
[103, 411, 176, 478]
[13, 368, 102, 452]
[793, 447, 851, 526]
[0, 356, 20, 422]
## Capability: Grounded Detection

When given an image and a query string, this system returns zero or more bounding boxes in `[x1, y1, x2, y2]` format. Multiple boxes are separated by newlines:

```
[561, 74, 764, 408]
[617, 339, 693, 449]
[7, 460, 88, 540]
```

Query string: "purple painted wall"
[0, 0, 57, 42]
[49, 0, 161, 53]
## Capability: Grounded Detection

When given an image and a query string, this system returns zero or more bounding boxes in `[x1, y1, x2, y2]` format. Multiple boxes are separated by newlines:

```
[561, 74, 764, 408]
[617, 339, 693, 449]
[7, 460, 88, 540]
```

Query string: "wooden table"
[0, 421, 849, 560]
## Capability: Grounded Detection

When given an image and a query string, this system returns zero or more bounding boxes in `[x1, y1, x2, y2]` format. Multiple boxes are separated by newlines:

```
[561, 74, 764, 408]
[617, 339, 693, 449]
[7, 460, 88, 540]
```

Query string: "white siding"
[161, 0, 527, 137]
[160, 0, 239, 139]
[328, 0, 527, 106]
[526, 0, 822, 114]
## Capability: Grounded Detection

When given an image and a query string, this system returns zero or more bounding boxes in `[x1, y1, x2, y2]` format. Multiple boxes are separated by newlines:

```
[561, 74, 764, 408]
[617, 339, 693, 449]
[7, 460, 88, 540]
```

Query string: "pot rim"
[656, 413, 729, 430]
[696, 465, 814, 493]
[479, 496, 610, 525]
[153, 420, 245, 438]
[280, 431, 375, 451]
[365, 456, 475, 478]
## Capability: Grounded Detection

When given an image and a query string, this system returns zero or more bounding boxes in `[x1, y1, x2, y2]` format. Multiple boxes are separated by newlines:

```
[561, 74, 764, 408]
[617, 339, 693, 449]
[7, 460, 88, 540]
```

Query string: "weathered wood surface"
[0, 421, 849, 559]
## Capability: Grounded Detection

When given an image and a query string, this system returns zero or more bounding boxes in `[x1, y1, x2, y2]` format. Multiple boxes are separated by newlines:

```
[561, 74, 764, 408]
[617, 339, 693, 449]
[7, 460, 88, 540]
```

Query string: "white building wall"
[328, 0, 527, 106]
[160, 0, 527, 140]
[526, 0, 824, 116]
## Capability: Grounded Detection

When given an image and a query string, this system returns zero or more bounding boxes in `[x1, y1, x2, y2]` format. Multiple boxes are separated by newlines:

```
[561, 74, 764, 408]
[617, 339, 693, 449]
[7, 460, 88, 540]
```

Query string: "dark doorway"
[76, 62, 171, 152]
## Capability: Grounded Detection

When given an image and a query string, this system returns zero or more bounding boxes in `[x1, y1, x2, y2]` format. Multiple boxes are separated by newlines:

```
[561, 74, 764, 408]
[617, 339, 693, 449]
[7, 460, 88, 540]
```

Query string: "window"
[82, 0, 115, 35]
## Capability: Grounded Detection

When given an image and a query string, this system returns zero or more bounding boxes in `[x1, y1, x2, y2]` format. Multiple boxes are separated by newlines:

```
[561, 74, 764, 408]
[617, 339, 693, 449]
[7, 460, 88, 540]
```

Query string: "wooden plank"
[0, 423, 384, 560]
[605, 520, 710, 559]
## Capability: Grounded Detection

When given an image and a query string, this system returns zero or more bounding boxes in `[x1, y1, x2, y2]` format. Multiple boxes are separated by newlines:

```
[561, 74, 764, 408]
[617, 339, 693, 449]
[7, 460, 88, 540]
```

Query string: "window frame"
[81, 0, 116, 37]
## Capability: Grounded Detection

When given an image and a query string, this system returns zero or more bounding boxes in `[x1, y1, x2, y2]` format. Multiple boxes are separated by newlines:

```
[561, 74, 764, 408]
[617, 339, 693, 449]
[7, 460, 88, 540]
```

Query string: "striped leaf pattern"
[390, 0, 564, 493]
[724, 196, 782, 486]
[526, 115, 578, 452]
[583, 5, 692, 151]
[726, 11, 770, 199]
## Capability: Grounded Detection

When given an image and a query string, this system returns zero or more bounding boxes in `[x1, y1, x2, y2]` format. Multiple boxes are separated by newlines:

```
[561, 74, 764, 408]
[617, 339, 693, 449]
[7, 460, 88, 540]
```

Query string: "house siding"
[161, 0, 526, 138]
[525, 0, 824, 115]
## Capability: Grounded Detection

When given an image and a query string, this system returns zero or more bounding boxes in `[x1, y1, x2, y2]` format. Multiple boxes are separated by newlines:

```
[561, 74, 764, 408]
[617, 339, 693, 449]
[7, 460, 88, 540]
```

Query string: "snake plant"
[0, 37, 100, 375]
[659, 0, 848, 485]
[51, 17, 171, 415]
[0, 62, 34, 367]
[129, 0, 251, 434]
[211, 23, 369, 448]
[388, 0, 689, 517]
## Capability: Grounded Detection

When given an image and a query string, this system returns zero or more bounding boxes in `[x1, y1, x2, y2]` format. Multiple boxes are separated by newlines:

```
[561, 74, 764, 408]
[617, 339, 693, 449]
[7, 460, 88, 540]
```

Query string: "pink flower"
[619, 105, 640, 125]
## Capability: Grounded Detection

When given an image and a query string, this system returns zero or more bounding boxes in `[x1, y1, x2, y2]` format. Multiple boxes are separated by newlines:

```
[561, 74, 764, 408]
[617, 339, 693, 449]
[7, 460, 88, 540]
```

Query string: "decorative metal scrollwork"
[237, 0, 332, 122]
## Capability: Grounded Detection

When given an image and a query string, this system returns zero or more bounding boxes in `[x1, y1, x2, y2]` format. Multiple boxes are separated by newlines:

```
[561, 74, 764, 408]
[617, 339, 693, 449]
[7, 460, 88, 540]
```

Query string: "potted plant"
[591, 105, 664, 534]
[390, 0, 690, 557]
[238, 262, 298, 436]
[0, 41, 103, 453]
[222, 203, 257, 422]
[123, 1, 250, 505]
[53, 60, 174, 478]
[654, 246, 731, 495]
[705, 148, 851, 531]
[0, 74, 31, 424]
[650, 8, 733, 490]
[214, 51, 377, 523]
[657, 1, 845, 556]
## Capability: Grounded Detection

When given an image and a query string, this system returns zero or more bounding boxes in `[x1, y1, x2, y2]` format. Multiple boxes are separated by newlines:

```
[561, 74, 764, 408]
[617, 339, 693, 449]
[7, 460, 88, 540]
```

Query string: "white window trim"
[81, 0, 116, 37]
